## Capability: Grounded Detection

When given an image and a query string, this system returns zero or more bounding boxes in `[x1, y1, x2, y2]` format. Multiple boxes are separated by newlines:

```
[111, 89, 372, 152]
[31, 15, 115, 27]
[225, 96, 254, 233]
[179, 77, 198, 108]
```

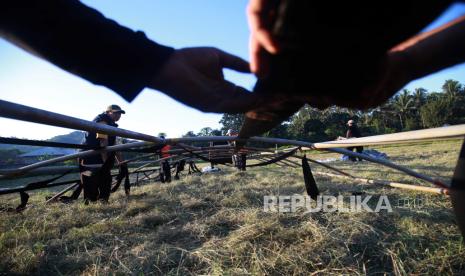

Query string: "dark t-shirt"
[346, 125, 362, 138]
[81, 113, 118, 164]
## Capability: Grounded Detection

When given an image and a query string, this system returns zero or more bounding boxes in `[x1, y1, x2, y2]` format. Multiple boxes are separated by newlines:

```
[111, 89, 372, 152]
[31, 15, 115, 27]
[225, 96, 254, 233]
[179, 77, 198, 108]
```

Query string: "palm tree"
[393, 89, 413, 129]
[413, 88, 427, 107]
[442, 79, 462, 102]
[413, 88, 427, 127]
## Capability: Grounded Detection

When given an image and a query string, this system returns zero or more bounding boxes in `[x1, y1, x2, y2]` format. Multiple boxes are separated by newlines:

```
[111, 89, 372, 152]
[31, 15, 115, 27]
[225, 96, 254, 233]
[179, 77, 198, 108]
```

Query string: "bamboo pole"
[0, 141, 151, 177]
[45, 182, 80, 203]
[314, 171, 449, 195]
[310, 125, 465, 148]
[292, 156, 356, 178]
[0, 161, 165, 181]
[0, 100, 164, 143]
[0, 166, 80, 177]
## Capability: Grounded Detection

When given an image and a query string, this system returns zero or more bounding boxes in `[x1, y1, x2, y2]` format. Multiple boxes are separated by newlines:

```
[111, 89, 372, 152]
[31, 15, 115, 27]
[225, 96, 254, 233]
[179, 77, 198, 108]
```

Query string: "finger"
[250, 35, 270, 77]
[249, 35, 260, 73]
[216, 49, 250, 73]
[209, 80, 261, 113]
[255, 29, 279, 54]
[247, 0, 280, 53]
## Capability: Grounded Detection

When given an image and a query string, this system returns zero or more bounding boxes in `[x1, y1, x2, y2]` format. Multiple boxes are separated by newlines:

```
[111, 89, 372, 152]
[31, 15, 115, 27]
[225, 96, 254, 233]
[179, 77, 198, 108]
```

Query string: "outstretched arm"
[0, 0, 174, 102]
[0, 0, 259, 113]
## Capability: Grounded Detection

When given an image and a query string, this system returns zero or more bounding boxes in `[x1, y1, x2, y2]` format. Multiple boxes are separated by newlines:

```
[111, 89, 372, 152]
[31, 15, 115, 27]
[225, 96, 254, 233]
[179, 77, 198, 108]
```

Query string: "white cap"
[347, 120, 354, 125]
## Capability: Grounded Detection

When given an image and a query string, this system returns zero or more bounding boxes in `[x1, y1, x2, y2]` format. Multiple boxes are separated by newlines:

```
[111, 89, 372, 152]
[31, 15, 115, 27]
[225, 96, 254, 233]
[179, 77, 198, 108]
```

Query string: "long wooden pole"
[311, 125, 465, 148]
[45, 182, 80, 203]
[0, 141, 151, 177]
[0, 100, 164, 143]
[314, 171, 449, 195]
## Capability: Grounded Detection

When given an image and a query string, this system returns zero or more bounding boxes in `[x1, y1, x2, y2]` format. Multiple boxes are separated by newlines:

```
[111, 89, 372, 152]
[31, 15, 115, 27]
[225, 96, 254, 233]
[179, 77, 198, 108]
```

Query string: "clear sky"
[0, 1, 464, 140]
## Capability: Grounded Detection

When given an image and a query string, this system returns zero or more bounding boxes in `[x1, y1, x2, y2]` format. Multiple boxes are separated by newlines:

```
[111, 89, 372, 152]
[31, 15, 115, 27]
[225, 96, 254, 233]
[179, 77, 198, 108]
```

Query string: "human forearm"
[0, 0, 174, 101]
[390, 15, 465, 81]
[99, 138, 108, 162]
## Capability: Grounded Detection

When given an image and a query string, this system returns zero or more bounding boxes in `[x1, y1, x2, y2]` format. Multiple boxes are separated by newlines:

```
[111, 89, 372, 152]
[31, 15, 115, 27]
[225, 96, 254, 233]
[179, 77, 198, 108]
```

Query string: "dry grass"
[1, 139, 464, 275]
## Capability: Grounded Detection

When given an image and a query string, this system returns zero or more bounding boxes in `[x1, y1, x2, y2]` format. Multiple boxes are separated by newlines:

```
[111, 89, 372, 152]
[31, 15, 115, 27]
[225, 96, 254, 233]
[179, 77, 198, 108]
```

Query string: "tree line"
[1, 79, 463, 163]
[183, 79, 465, 143]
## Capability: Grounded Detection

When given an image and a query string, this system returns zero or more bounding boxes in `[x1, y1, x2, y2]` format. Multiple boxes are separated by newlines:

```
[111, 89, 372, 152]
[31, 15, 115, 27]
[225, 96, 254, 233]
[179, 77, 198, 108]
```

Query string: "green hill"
[0, 131, 85, 166]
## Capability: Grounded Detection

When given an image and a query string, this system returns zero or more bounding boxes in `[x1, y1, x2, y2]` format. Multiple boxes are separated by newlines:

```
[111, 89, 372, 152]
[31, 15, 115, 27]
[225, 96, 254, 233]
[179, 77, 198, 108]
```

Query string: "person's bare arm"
[115, 152, 124, 166]
[359, 14, 465, 108]
[98, 137, 109, 163]
[95, 122, 109, 162]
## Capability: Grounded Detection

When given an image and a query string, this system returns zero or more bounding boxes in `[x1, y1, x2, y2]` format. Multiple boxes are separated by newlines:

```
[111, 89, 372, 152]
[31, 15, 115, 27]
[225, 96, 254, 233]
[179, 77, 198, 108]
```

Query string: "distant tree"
[412, 88, 427, 128]
[420, 97, 453, 128]
[392, 89, 414, 130]
[287, 105, 324, 140]
[413, 87, 427, 106]
[210, 129, 222, 136]
[263, 123, 290, 139]
[182, 131, 197, 138]
[441, 79, 465, 124]
[219, 113, 244, 133]
[197, 127, 213, 136]
[442, 79, 462, 102]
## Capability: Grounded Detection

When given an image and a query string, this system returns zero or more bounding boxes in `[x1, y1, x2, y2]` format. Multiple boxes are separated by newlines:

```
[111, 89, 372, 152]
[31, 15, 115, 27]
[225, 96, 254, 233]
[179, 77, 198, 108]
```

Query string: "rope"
[176, 143, 233, 166]
[247, 147, 299, 167]
[11, 170, 73, 210]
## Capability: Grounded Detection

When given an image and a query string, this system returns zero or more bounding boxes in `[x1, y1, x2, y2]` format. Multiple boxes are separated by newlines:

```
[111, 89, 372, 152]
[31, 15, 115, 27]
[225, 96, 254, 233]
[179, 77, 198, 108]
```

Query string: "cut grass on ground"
[0, 139, 464, 274]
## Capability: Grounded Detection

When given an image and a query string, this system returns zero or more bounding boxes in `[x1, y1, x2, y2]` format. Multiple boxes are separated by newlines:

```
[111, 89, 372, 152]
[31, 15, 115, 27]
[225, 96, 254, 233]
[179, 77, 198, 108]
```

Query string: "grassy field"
[1, 139, 464, 275]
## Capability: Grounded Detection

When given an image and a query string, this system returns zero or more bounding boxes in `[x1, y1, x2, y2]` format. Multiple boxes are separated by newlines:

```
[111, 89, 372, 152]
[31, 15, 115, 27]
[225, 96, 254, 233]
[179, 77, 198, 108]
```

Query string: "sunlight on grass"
[1, 139, 464, 274]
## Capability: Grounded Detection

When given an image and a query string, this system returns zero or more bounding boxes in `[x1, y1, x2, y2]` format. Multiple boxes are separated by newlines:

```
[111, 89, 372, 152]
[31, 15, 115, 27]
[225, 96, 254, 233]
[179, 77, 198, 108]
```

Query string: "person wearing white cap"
[346, 119, 363, 162]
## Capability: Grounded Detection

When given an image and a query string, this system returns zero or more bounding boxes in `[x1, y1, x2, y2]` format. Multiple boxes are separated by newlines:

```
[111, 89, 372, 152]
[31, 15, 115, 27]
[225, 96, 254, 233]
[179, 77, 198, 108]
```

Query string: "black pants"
[81, 170, 112, 201]
[347, 146, 364, 161]
[174, 160, 185, 180]
[232, 154, 247, 171]
[159, 160, 171, 183]
[80, 155, 115, 202]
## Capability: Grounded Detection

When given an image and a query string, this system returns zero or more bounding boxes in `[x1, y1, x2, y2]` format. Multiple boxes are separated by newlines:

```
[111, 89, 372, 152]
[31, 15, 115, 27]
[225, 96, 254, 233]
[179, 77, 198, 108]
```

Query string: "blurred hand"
[150, 47, 259, 113]
[247, 0, 280, 77]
